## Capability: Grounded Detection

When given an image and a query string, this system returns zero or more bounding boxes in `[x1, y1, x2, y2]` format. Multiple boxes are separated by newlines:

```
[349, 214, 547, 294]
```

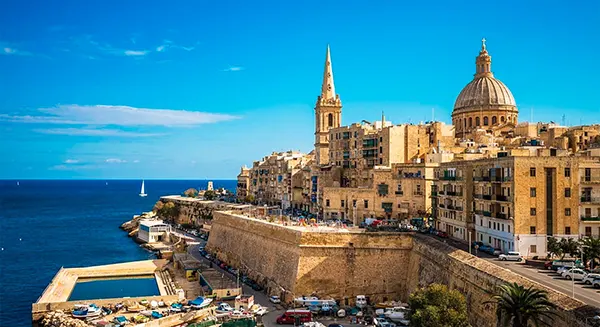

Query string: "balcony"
[580, 196, 600, 204]
[431, 191, 438, 196]
[475, 210, 492, 217]
[483, 194, 492, 200]
[447, 204, 454, 210]
[493, 194, 511, 202]
[473, 176, 491, 182]
[581, 176, 600, 184]
[581, 216, 600, 222]
[473, 193, 484, 199]
[446, 191, 464, 197]
[491, 176, 513, 182]
[395, 191, 404, 195]
[495, 213, 508, 219]
[440, 176, 463, 181]
[439, 204, 445, 209]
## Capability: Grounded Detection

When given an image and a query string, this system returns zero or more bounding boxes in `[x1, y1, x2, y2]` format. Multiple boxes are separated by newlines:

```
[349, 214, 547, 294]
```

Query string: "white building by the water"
[138, 220, 171, 243]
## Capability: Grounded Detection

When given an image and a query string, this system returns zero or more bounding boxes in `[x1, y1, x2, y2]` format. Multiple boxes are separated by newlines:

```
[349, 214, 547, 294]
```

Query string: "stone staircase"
[159, 269, 177, 295]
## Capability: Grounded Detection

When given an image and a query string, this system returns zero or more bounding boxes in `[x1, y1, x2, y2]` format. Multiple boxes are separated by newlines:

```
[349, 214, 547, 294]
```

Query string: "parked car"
[276, 309, 312, 324]
[472, 241, 484, 248]
[478, 245, 493, 254]
[549, 260, 580, 271]
[437, 231, 448, 238]
[498, 251, 523, 262]
[583, 273, 600, 285]
[270, 296, 281, 304]
[592, 278, 600, 289]
[252, 283, 263, 291]
[562, 268, 587, 281]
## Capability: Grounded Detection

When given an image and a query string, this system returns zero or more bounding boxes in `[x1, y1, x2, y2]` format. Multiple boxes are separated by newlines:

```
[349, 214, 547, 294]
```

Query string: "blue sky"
[1, 0, 599, 179]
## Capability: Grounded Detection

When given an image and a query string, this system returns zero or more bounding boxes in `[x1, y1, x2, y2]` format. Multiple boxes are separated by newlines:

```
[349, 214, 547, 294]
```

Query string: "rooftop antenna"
[432, 108, 435, 122]
[561, 114, 566, 127]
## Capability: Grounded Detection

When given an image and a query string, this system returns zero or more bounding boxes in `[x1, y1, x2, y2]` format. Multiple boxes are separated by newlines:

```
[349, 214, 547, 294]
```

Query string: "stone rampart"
[207, 211, 597, 327]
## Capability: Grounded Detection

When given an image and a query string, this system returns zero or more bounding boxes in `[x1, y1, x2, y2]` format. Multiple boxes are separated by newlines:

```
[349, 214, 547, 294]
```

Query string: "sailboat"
[16, 181, 20, 186]
[139, 180, 147, 197]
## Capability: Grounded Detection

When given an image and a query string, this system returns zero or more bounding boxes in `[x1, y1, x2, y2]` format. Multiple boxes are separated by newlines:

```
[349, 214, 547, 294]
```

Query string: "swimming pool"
[68, 276, 160, 301]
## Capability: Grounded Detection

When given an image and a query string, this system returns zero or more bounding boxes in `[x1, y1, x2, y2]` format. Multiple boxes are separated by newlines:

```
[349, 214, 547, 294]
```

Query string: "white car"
[593, 278, 600, 289]
[582, 273, 600, 285]
[269, 295, 281, 304]
[498, 251, 523, 262]
[562, 268, 586, 280]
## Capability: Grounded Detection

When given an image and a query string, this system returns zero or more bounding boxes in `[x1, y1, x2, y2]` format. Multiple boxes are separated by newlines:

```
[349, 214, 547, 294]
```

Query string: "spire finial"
[320, 44, 336, 100]
[481, 37, 487, 51]
[475, 38, 493, 78]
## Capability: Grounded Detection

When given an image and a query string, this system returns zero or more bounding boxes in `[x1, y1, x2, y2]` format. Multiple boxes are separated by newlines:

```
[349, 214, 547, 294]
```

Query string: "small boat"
[158, 301, 165, 307]
[384, 307, 410, 322]
[141, 310, 153, 317]
[150, 300, 158, 308]
[133, 315, 150, 323]
[139, 180, 147, 197]
[126, 303, 145, 312]
[72, 304, 102, 318]
[101, 306, 112, 315]
[16, 181, 19, 186]
[188, 296, 213, 309]
[151, 311, 163, 319]
[337, 309, 346, 318]
[114, 303, 124, 311]
[216, 303, 234, 313]
[170, 303, 183, 313]
[113, 316, 128, 325]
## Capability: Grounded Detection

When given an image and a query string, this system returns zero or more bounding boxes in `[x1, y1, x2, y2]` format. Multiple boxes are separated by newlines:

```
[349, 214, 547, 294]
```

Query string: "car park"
[498, 251, 523, 262]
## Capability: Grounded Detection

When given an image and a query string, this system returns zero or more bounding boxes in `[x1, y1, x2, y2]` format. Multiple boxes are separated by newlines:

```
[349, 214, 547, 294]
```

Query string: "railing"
[395, 191, 404, 195]
[441, 176, 463, 181]
[473, 193, 484, 199]
[581, 216, 600, 221]
[493, 194, 511, 202]
[483, 194, 492, 200]
[439, 204, 445, 209]
[580, 196, 600, 204]
[483, 211, 492, 217]
[581, 176, 600, 183]
[447, 204, 454, 210]
[495, 213, 508, 219]
[431, 191, 438, 196]
[473, 176, 491, 182]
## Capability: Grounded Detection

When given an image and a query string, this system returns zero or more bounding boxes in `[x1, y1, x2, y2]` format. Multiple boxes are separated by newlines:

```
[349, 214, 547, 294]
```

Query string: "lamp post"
[572, 244, 590, 298]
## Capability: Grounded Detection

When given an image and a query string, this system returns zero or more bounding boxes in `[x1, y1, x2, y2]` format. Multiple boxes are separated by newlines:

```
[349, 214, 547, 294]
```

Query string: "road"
[429, 234, 600, 308]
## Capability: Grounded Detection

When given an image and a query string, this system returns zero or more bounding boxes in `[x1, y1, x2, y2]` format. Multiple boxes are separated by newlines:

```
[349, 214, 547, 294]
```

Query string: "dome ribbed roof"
[453, 76, 516, 112]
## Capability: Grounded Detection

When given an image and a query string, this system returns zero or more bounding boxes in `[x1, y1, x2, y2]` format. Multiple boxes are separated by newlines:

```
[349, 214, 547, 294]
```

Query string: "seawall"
[207, 210, 598, 327]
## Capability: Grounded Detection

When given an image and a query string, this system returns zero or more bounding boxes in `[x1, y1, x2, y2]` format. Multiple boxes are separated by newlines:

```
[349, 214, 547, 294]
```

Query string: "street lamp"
[572, 244, 590, 298]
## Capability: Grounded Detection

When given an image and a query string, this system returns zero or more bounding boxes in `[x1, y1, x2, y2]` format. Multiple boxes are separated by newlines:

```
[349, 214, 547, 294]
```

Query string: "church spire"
[475, 38, 493, 78]
[320, 44, 336, 100]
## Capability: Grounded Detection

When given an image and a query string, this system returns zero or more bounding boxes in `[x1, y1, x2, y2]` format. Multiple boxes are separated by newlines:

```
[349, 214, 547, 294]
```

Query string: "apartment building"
[579, 159, 600, 237]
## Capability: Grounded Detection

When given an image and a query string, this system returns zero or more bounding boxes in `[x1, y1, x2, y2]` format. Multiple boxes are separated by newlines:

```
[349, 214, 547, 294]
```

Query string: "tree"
[204, 190, 216, 200]
[158, 201, 179, 220]
[487, 282, 556, 327]
[152, 200, 164, 213]
[244, 195, 255, 204]
[184, 188, 198, 198]
[408, 283, 470, 327]
[546, 237, 562, 259]
[559, 238, 580, 258]
[581, 237, 600, 269]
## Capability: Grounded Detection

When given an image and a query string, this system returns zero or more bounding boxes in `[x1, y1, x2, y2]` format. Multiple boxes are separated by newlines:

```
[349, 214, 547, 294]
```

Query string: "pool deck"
[36, 259, 169, 303]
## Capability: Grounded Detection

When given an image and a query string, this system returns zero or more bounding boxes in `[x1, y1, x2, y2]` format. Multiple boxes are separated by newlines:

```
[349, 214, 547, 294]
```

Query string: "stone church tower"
[314, 45, 342, 165]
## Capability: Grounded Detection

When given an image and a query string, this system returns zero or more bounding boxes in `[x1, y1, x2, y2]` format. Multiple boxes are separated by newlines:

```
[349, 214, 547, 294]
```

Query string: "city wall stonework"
[207, 211, 595, 327]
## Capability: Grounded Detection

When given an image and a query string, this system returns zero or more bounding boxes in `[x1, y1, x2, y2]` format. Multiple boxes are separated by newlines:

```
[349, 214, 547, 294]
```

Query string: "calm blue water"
[68, 277, 160, 301]
[0, 179, 236, 327]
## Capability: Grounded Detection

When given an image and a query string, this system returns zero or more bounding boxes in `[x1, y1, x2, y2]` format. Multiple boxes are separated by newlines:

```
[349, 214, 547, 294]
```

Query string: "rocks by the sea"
[41, 311, 90, 327]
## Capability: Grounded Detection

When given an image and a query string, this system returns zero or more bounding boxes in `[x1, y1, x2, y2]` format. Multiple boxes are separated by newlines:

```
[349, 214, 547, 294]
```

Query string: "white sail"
[139, 180, 147, 197]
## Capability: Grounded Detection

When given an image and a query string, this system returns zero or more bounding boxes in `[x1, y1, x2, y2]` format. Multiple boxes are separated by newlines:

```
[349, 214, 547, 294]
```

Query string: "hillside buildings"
[237, 40, 600, 257]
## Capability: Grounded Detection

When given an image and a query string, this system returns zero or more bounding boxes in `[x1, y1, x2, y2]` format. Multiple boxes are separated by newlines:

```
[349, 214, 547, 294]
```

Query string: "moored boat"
[72, 304, 102, 319]
[189, 296, 213, 309]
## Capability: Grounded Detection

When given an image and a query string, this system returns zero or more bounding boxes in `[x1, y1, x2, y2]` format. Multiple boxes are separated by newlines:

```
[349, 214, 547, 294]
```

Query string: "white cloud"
[0, 104, 240, 126]
[50, 164, 93, 171]
[156, 45, 166, 52]
[1, 43, 32, 56]
[223, 66, 244, 72]
[124, 50, 148, 56]
[34, 127, 165, 137]
[64, 159, 79, 164]
[133, 160, 140, 163]
[106, 158, 126, 164]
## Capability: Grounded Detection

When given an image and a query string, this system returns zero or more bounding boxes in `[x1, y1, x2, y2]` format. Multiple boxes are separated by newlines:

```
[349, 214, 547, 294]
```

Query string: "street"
[430, 234, 600, 308]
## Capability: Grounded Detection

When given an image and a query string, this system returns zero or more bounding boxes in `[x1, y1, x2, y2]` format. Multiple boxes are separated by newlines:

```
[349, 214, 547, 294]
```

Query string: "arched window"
[328, 113, 333, 127]
[492, 116, 497, 125]
[468, 117, 472, 127]
[501, 116, 505, 123]
[476, 117, 480, 126]
[483, 116, 489, 126]
[463, 118, 467, 129]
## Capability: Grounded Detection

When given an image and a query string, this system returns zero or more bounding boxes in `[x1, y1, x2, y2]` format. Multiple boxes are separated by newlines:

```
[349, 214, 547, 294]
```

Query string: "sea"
[0, 179, 236, 327]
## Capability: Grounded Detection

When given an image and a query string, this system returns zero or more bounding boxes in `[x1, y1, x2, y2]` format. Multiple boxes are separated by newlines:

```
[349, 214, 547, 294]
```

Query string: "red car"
[437, 231, 448, 238]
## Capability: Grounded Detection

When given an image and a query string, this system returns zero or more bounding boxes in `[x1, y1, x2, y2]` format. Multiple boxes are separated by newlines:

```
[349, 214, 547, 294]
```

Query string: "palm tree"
[559, 238, 580, 259]
[487, 282, 557, 327]
[581, 237, 600, 269]
[546, 237, 562, 259]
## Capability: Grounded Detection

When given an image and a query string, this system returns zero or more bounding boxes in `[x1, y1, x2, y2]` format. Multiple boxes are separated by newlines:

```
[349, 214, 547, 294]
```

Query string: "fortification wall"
[206, 211, 595, 327]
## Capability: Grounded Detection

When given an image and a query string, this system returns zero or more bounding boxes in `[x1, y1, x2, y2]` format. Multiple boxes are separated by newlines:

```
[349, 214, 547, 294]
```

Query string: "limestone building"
[453, 39, 519, 138]
[236, 166, 250, 201]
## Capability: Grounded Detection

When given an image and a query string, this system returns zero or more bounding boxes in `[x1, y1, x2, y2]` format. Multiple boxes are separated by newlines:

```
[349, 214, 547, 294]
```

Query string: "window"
[564, 167, 571, 177]
[530, 167, 536, 177]
[564, 188, 571, 197]
[530, 188, 536, 197]
[492, 116, 497, 124]
[483, 116, 489, 125]
[364, 200, 369, 209]
[416, 184, 422, 195]
[352, 199, 357, 207]
[508, 225, 511, 233]
[530, 226, 536, 234]
[341, 200, 345, 208]
[468, 117, 472, 127]
[476, 117, 480, 126]
[565, 227, 571, 235]
[530, 245, 537, 253]
[565, 208, 571, 216]
[585, 226, 592, 236]
[530, 208, 536, 216]
[327, 113, 333, 127]
[325, 199, 330, 207]
[501, 116, 505, 122]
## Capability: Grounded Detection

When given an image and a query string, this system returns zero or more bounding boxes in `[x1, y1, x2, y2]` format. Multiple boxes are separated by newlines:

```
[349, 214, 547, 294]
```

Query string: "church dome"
[453, 76, 516, 111]
[452, 39, 517, 115]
